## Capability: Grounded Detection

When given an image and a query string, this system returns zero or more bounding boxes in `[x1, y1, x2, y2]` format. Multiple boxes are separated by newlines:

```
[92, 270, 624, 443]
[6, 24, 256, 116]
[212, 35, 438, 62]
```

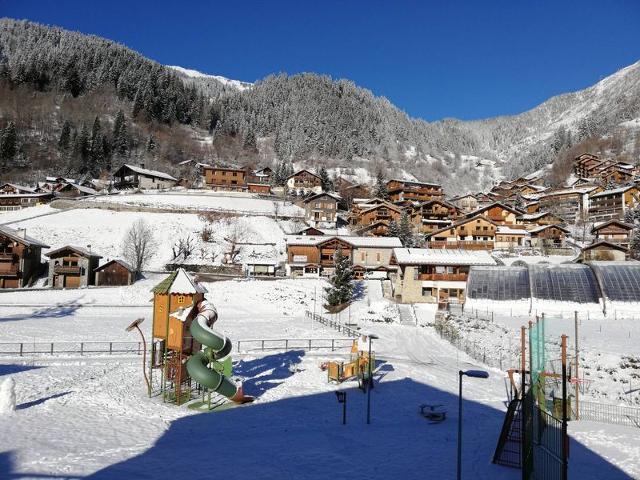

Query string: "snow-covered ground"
[6, 209, 289, 270]
[1, 278, 639, 479]
[83, 192, 304, 217]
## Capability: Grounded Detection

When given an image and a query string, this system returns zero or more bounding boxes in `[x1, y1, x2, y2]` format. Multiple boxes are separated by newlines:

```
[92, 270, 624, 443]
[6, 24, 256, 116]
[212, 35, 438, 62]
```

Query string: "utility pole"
[574, 311, 580, 420]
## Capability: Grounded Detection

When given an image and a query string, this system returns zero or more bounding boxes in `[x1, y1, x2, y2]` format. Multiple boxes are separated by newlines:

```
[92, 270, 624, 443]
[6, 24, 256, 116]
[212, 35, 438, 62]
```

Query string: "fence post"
[50, 342, 54, 355]
[285, 339, 288, 350]
[19, 343, 23, 356]
[309, 339, 312, 350]
[138, 342, 141, 355]
[80, 342, 83, 356]
[109, 342, 113, 355]
[261, 340, 265, 351]
[332, 339, 335, 351]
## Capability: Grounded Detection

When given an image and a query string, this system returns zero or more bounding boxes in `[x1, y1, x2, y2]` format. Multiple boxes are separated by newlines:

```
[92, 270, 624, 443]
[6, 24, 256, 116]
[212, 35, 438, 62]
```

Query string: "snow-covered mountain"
[168, 65, 252, 91]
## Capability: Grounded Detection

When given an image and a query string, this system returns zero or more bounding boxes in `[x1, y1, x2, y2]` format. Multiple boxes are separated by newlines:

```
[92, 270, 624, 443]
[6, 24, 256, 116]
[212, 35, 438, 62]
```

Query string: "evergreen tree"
[319, 166, 333, 192]
[74, 124, 90, 172]
[0, 121, 18, 170]
[630, 229, 640, 260]
[146, 135, 156, 153]
[58, 120, 72, 152]
[398, 211, 415, 247]
[89, 116, 104, 174]
[374, 170, 388, 199]
[112, 110, 129, 159]
[387, 219, 401, 238]
[324, 248, 354, 306]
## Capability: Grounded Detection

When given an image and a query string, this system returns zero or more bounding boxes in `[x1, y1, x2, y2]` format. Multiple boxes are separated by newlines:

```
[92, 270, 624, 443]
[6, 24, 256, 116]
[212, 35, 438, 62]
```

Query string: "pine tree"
[319, 166, 333, 192]
[89, 116, 104, 175]
[0, 121, 18, 170]
[630, 229, 640, 260]
[324, 248, 354, 306]
[146, 135, 156, 153]
[387, 220, 401, 238]
[398, 211, 415, 247]
[58, 120, 72, 152]
[112, 110, 129, 159]
[374, 170, 388, 199]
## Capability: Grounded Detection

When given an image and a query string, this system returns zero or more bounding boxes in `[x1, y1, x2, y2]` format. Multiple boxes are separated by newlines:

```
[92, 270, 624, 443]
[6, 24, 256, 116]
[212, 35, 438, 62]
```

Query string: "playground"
[0, 273, 639, 478]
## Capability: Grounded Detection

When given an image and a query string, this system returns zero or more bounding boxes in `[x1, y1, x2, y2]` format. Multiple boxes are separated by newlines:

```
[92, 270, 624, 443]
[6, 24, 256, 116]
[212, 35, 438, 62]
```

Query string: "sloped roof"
[303, 192, 342, 203]
[152, 268, 207, 294]
[94, 259, 136, 272]
[428, 214, 498, 237]
[285, 234, 401, 248]
[392, 248, 496, 266]
[58, 183, 98, 195]
[465, 201, 524, 218]
[117, 164, 178, 182]
[286, 169, 321, 180]
[528, 224, 570, 235]
[591, 219, 635, 232]
[45, 245, 102, 259]
[582, 241, 628, 253]
[590, 185, 638, 198]
[1, 183, 36, 193]
[0, 225, 49, 248]
[387, 178, 441, 188]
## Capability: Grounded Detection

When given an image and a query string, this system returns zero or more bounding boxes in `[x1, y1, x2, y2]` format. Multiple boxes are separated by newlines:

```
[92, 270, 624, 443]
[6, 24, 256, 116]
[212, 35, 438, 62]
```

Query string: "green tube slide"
[187, 314, 243, 402]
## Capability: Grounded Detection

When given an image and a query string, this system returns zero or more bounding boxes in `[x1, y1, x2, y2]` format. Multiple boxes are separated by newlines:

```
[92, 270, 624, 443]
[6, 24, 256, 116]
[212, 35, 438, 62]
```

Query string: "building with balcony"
[590, 219, 634, 248]
[0, 226, 49, 288]
[286, 170, 322, 195]
[588, 185, 640, 223]
[386, 179, 443, 203]
[112, 164, 178, 190]
[203, 166, 248, 191]
[389, 248, 496, 305]
[425, 215, 498, 250]
[45, 246, 102, 288]
[304, 192, 341, 227]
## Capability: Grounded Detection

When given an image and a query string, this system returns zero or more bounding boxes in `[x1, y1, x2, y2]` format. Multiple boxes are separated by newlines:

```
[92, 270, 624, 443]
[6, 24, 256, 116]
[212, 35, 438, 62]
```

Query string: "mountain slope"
[0, 18, 639, 193]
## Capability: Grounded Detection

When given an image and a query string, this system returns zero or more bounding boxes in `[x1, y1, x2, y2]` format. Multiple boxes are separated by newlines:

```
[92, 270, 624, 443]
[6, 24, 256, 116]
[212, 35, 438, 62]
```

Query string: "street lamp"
[335, 390, 347, 425]
[457, 369, 489, 480]
[125, 317, 150, 395]
[364, 333, 379, 425]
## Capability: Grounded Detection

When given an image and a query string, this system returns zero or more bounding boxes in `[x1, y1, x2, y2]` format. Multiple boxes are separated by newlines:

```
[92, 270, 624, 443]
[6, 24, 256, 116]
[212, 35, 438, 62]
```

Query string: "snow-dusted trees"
[324, 248, 354, 307]
[373, 170, 388, 199]
[630, 230, 640, 260]
[121, 219, 157, 275]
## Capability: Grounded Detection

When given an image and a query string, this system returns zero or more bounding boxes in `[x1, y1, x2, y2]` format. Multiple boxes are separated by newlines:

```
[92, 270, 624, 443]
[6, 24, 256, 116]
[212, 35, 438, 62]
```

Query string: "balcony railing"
[54, 265, 81, 275]
[0, 252, 15, 260]
[426, 241, 494, 250]
[0, 266, 19, 276]
[418, 273, 468, 281]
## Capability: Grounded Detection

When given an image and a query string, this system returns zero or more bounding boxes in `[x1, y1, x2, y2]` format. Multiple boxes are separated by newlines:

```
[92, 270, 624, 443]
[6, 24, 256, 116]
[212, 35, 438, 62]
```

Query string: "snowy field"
[83, 191, 304, 217]
[1, 278, 639, 479]
[5, 208, 290, 270]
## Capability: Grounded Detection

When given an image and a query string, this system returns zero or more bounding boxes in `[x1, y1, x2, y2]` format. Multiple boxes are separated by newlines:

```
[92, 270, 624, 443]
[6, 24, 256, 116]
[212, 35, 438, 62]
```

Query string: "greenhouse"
[528, 264, 601, 304]
[467, 266, 530, 301]
[590, 261, 640, 303]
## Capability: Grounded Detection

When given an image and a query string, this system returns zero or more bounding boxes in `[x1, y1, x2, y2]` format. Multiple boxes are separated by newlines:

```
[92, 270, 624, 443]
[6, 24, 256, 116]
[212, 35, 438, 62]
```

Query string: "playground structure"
[325, 336, 374, 386]
[150, 268, 252, 407]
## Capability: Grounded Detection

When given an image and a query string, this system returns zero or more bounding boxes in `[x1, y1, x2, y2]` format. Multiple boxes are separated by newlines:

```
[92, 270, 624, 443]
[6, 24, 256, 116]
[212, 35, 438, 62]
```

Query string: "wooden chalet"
[516, 211, 564, 228]
[386, 179, 443, 203]
[304, 192, 340, 227]
[528, 224, 569, 248]
[349, 200, 403, 236]
[55, 182, 98, 198]
[573, 153, 602, 178]
[94, 259, 136, 286]
[203, 166, 248, 191]
[0, 226, 49, 288]
[286, 170, 322, 195]
[352, 220, 393, 237]
[426, 215, 497, 250]
[112, 164, 178, 190]
[536, 186, 601, 221]
[449, 194, 479, 213]
[285, 235, 401, 278]
[464, 202, 522, 225]
[580, 241, 629, 262]
[495, 226, 529, 249]
[590, 219, 634, 248]
[247, 183, 271, 194]
[411, 199, 460, 234]
[588, 185, 640, 222]
[45, 246, 102, 288]
[0, 187, 53, 211]
[250, 167, 273, 184]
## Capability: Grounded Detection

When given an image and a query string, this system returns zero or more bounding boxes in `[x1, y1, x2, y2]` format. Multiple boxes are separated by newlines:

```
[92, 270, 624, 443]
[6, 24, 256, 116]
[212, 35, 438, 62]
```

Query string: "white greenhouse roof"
[392, 248, 496, 266]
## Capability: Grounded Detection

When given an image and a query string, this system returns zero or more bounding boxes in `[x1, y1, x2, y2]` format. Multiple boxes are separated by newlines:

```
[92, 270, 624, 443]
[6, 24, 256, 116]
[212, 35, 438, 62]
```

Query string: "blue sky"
[2, 0, 640, 121]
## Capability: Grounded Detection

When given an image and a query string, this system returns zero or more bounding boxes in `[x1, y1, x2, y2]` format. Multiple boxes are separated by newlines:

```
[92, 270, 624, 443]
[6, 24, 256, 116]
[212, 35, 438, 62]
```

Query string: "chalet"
[389, 248, 496, 305]
[523, 201, 540, 214]
[55, 183, 97, 198]
[339, 184, 371, 205]
[590, 220, 634, 248]
[516, 211, 564, 228]
[112, 164, 178, 190]
[203, 166, 247, 191]
[352, 220, 392, 237]
[495, 226, 529, 249]
[0, 226, 49, 288]
[286, 170, 322, 195]
[0, 183, 36, 195]
[528, 224, 569, 249]
[349, 200, 403, 236]
[247, 183, 272, 194]
[580, 241, 628, 262]
[475, 192, 498, 208]
[334, 176, 354, 190]
[573, 153, 602, 178]
[285, 235, 401, 278]
[250, 167, 273, 184]
[464, 202, 522, 225]
[386, 179, 443, 203]
[0, 192, 53, 211]
[94, 259, 136, 286]
[304, 192, 340, 227]
[297, 226, 325, 236]
[45, 246, 102, 288]
[449, 194, 479, 213]
[601, 164, 635, 185]
[426, 215, 497, 250]
[411, 199, 460, 234]
[536, 186, 601, 221]
[588, 185, 640, 222]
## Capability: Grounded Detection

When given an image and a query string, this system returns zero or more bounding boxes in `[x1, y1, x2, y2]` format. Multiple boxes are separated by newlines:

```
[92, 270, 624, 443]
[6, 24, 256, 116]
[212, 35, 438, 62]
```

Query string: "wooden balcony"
[0, 252, 15, 260]
[426, 241, 494, 250]
[418, 273, 468, 281]
[54, 265, 81, 275]
[0, 266, 19, 276]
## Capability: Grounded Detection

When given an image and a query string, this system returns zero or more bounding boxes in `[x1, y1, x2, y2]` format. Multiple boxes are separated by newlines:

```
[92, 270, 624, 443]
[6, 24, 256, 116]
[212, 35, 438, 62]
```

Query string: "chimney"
[87, 244, 92, 254]
[16, 228, 26, 239]
[140, 163, 145, 170]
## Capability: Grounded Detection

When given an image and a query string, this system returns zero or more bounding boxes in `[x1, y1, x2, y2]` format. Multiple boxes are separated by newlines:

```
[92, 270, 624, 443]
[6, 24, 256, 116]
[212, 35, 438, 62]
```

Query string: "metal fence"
[305, 311, 360, 337]
[0, 337, 354, 358]
[577, 400, 640, 428]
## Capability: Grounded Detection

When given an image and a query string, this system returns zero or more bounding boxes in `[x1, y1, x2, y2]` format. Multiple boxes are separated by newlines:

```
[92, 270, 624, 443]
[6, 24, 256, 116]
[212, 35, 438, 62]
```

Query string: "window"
[376, 252, 381, 262]
[361, 252, 365, 261]
[177, 295, 185, 304]
[232, 172, 237, 177]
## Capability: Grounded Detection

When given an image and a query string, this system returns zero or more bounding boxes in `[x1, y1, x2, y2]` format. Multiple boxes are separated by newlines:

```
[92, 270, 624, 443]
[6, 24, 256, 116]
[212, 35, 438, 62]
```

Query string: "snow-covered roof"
[169, 268, 208, 294]
[534, 186, 599, 199]
[0, 183, 36, 193]
[0, 192, 52, 199]
[60, 183, 98, 195]
[303, 192, 342, 203]
[528, 224, 569, 234]
[591, 219, 635, 231]
[120, 164, 178, 182]
[590, 185, 637, 198]
[94, 259, 136, 272]
[285, 235, 402, 248]
[387, 178, 441, 188]
[392, 248, 497, 266]
[45, 245, 102, 259]
[46, 176, 75, 183]
[497, 226, 529, 235]
[0, 225, 49, 248]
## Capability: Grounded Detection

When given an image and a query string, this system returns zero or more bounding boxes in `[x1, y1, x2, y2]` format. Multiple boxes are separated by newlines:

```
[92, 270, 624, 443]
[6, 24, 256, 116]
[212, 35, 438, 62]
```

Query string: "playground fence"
[0, 337, 354, 358]
[576, 400, 640, 428]
[305, 311, 360, 337]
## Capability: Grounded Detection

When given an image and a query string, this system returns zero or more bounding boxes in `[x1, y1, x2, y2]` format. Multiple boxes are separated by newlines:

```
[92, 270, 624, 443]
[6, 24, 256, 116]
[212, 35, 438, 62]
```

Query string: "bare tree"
[272, 201, 281, 221]
[121, 219, 157, 274]
[172, 235, 195, 261]
[223, 220, 250, 263]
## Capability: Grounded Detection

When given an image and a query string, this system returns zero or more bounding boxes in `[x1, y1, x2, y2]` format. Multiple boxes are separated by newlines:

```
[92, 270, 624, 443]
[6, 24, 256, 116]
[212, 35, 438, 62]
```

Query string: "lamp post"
[125, 317, 150, 395]
[335, 390, 347, 425]
[365, 333, 379, 425]
[457, 369, 489, 480]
